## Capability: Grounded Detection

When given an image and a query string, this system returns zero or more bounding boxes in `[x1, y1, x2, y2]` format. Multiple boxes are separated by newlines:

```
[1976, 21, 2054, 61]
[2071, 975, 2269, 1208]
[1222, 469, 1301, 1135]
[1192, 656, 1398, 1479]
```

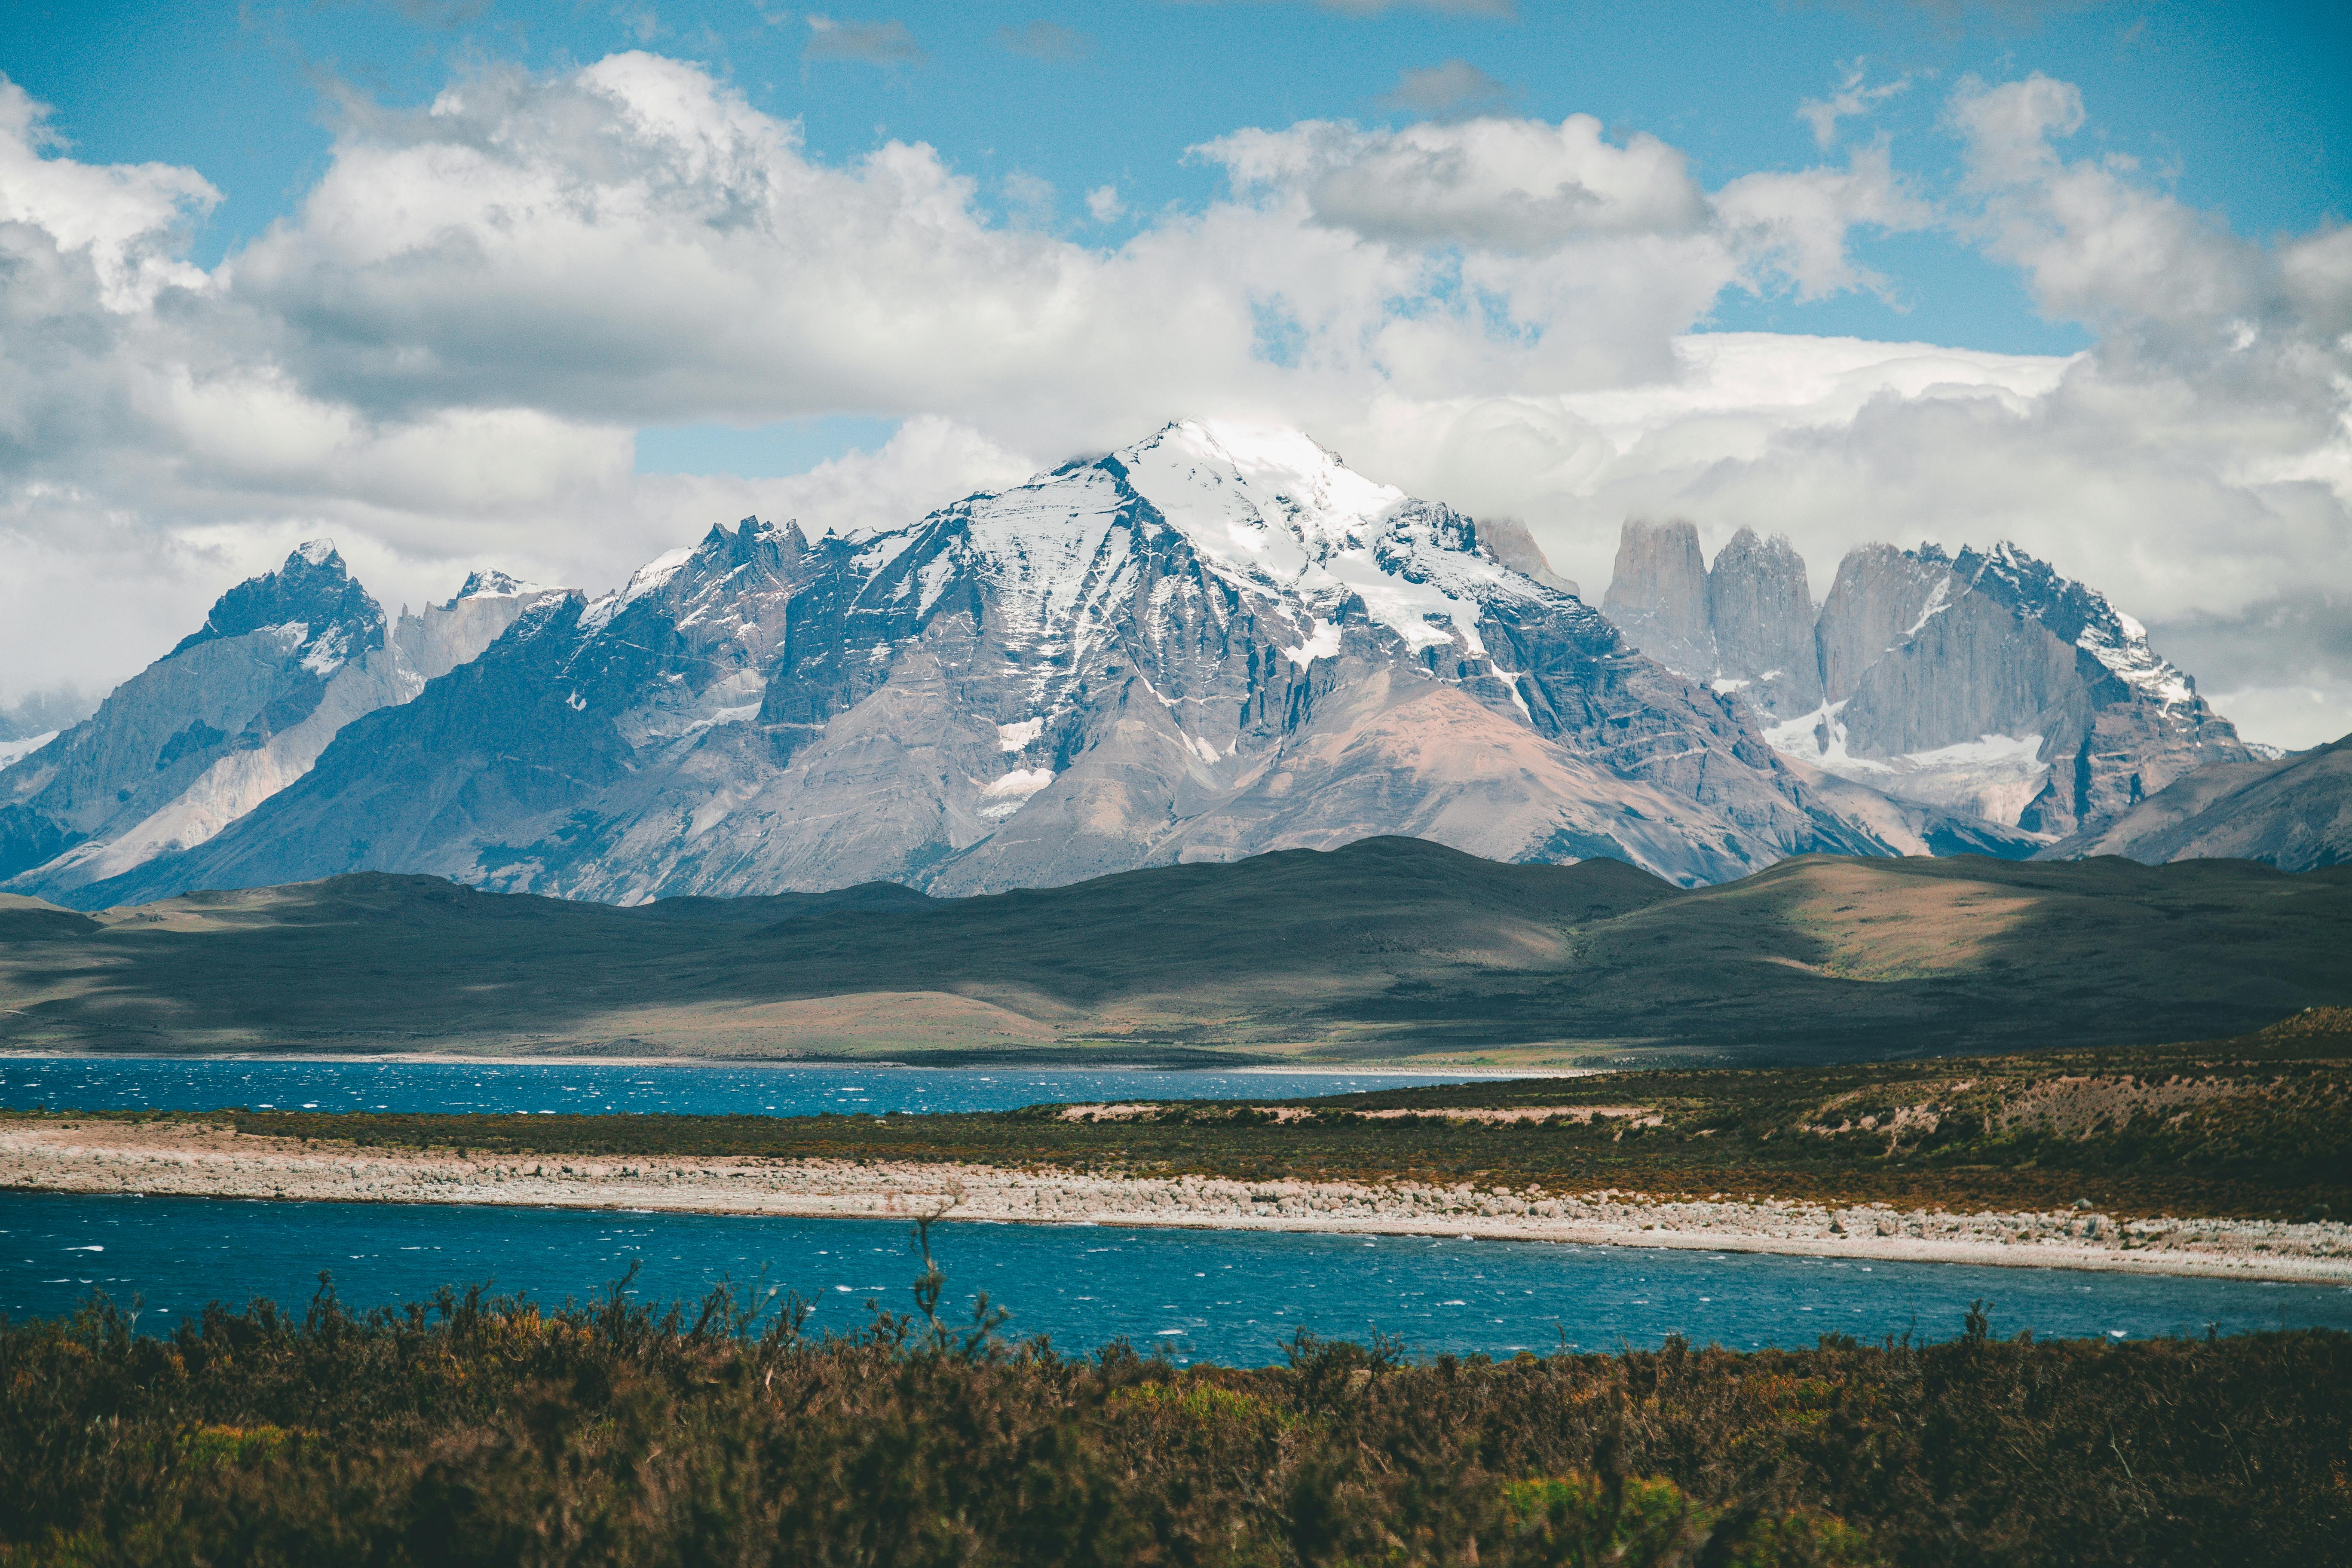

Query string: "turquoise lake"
[7, 1192, 2349, 1365]
[6, 1059, 2348, 1363]
[0, 1058, 1471, 1117]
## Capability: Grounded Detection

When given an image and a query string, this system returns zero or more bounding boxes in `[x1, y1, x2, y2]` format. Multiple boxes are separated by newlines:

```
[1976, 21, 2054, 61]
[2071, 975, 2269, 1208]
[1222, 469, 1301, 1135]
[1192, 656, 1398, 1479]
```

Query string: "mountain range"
[0, 548, 557, 899]
[1, 420, 2338, 908]
[1600, 521, 2257, 835]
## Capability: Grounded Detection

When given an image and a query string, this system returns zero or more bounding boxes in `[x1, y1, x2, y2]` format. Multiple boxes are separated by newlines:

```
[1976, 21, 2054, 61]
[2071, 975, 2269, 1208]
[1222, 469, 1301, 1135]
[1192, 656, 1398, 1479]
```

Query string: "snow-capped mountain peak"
[450, 569, 546, 603]
[1119, 420, 1403, 565]
[1113, 419, 1547, 661]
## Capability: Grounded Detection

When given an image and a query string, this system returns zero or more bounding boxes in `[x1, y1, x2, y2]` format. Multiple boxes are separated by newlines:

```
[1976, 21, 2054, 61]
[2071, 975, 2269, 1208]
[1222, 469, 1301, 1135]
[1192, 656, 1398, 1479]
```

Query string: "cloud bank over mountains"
[1, 55, 2346, 745]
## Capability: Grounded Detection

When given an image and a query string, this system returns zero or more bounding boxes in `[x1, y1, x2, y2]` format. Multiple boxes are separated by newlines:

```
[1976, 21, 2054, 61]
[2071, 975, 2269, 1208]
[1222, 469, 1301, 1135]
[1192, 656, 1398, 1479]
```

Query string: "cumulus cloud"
[0, 79, 218, 311]
[1714, 142, 1933, 299]
[1208, 115, 1710, 252]
[802, 16, 923, 65]
[0, 58, 2346, 747]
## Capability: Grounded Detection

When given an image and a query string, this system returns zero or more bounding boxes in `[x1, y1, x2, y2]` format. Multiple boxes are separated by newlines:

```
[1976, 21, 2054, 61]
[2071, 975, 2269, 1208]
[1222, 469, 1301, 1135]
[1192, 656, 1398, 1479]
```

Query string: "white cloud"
[1000, 169, 1056, 224]
[1206, 114, 1710, 253]
[0, 59, 2346, 748]
[1714, 142, 1933, 300]
[1084, 184, 1124, 223]
[1797, 61, 1912, 151]
[0, 78, 217, 311]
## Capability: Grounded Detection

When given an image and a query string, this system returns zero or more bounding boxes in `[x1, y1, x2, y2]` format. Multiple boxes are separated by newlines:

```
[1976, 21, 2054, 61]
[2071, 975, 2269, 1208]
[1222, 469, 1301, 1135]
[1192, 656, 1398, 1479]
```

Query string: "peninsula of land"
[6, 1116, 2346, 1285]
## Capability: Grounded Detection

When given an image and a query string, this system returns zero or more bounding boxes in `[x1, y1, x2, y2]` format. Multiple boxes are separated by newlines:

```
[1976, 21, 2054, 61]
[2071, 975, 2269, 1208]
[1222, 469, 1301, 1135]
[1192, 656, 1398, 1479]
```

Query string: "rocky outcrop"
[1708, 527, 1820, 717]
[80, 423, 1899, 907]
[1599, 521, 1822, 722]
[1814, 544, 1957, 706]
[0, 545, 557, 897]
[1603, 525, 2256, 838]
[1474, 515, 1578, 595]
[0, 689, 93, 745]
[1837, 589, 2082, 758]
[1600, 519, 1715, 680]
[2040, 734, 2350, 870]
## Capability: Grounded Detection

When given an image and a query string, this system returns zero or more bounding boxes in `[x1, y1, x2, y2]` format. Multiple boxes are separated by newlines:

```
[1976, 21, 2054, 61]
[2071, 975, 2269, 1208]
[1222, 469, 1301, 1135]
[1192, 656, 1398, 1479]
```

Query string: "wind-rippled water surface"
[0, 1058, 1476, 1118]
[6, 1192, 2348, 1365]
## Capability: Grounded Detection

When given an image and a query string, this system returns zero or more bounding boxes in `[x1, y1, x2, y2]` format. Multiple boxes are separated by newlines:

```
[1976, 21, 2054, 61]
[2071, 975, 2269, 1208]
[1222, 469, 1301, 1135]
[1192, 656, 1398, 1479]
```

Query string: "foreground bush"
[0, 1270, 2343, 1568]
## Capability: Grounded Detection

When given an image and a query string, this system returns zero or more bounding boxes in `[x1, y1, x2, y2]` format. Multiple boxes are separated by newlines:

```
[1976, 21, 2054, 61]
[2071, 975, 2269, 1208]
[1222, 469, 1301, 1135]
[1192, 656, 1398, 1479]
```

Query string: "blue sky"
[3, 0, 2350, 744]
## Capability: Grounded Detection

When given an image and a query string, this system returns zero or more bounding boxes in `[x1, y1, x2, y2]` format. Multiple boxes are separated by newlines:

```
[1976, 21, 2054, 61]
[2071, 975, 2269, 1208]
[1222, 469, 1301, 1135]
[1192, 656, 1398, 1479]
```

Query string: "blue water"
[0, 1059, 1473, 1118]
[6, 1192, 2346, 1364]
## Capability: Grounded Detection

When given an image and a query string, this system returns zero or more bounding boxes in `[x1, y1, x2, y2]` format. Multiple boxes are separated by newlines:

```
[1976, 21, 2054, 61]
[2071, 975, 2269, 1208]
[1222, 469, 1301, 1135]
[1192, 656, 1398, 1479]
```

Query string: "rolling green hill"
[1, 839, 2347, 1064]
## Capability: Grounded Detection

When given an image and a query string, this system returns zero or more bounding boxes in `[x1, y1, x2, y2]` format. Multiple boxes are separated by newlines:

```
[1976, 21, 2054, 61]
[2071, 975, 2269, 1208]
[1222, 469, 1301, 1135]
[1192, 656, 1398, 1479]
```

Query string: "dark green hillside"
[0, 838, 2347, 1062]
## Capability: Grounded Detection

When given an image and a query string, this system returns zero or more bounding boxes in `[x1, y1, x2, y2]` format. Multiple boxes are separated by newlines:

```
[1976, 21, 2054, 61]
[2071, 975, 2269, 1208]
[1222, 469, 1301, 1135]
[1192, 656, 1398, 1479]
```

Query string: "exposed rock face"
[1475, 515, 1579, 595]
[82, 423, 1902, 907]
[2040, 733, 2350, 870]
[1601, 523, 2257, 837]
[1600, 519, 1715, 679]
[0, 546, 557, 897]
[1708, 527, 1821, 717]
[1814, 544, 1957, 706]
[1600, 521, 1822, 722]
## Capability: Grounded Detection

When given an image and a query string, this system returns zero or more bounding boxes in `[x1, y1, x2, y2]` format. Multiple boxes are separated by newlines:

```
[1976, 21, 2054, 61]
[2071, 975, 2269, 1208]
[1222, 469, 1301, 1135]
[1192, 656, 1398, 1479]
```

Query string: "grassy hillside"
[1, 839, 2347, 1063]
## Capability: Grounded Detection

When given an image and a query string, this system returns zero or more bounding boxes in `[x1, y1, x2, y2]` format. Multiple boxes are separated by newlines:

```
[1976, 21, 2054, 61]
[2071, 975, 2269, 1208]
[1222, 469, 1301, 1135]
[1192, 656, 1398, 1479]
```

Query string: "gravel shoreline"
[6, 1119, 2348, 1285]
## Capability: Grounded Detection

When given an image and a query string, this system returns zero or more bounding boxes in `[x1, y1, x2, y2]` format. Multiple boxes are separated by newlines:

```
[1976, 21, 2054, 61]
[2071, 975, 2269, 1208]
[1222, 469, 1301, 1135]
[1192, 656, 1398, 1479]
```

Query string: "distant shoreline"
[0, 1049, 1576, 1076]
[6, 1118, 2344, 1287]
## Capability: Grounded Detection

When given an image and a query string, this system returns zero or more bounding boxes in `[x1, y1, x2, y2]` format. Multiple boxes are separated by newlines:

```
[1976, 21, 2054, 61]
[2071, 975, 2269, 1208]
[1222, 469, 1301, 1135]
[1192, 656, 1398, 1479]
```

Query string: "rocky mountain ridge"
[2043, 735, 2350, 871]
[0, 545, 558, 900]
[1602, 521, 2254, 837]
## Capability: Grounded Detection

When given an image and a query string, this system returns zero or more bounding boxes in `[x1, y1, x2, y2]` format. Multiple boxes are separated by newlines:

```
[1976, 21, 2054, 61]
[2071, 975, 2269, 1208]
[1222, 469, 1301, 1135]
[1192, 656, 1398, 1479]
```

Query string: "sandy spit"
[5, 1120, 2347, 1286]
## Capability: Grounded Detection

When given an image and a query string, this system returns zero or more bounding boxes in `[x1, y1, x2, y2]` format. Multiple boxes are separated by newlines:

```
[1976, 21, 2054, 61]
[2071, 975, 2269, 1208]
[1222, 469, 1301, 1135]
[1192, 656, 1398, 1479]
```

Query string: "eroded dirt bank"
[5, 1118, 2347, 1284]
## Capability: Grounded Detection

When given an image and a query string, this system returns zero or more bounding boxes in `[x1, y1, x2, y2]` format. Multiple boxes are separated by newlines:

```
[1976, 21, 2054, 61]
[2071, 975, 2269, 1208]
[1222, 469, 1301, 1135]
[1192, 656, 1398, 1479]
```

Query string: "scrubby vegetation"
[30, 1011, 2347, 1222]
[1, 1257, 2344, 1568]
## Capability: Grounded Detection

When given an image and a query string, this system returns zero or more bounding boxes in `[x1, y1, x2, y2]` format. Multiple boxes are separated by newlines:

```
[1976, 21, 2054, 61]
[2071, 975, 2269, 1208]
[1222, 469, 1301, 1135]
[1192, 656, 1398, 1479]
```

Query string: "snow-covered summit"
[95, 416, 1908, 906]
[1953, 541, 2199, 707]
[449, 569, 546, 605]
[1114, 420, 1549, 660]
